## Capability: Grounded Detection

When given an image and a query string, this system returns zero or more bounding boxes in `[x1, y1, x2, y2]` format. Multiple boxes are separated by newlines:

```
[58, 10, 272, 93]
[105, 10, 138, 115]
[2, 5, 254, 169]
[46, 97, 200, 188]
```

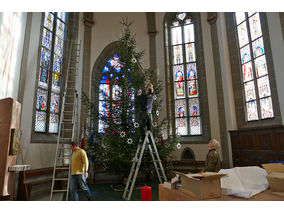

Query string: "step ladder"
[50, 41, 81, 201]
[122, 131, 167, 201]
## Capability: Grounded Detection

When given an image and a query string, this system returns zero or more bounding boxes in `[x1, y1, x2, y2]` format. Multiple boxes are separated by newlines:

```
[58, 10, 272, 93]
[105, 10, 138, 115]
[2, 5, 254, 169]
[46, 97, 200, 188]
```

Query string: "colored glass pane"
[188, 80, 198, 97]
[254, 55, 267, 78]
[173, 45, 183, 64]
[244, 81, 256, 102]
[36, 88, 48, 111]
[175, 82, 185, 99]
[237, 22, 249, 48]
[53, 55, 62, 73]
[249, 13, 262, 41]
[187, 63, 197, 80]
[102, 66, 109, 73]
[40, 47, 51, 69]
[42, 28, 52, 50]
[44, 12, 54, 31]
[173, 65, 184, 82]
[52, 72, 60, 92]
[185, 18, 192, 24]
[246, 101, 259, 121]
[57, 12, 66, 22]
[260, 97, 274, 119]
[107, 55, 122, 72]
[176, 118, 188, 135]
[188, 98, 199, 116]
[235, 12, 246, 25]
[177, 13, 186, 21]
[185, 43, 195, 62]
[172, 20, 180, 27]
[240, 45, 251, 64]
[38, 67, 49, 89]
[252, 37, 265, 58]
[99, 101, 109, 117]
[50, 93, 60, 114]
[175, 99, 187, 118]
[49, 113, 58, 133]
[56, 20, 65, 39]
[184, 24, 194, 43]
[242, 62, 253, 83]
[99, 84, 110, 100]
[54, 37, 64, 57]
[171, 27, 182, 45]
[35, 111, 46, 132]
[112, 85, 122, 101]
[190, 117, 201, 135]
[257, 76, 271, 98]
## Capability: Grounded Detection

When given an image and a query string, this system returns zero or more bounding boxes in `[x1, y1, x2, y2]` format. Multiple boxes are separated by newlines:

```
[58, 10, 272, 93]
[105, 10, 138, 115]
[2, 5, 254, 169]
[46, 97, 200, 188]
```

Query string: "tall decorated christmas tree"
[82, 18, 178, 180]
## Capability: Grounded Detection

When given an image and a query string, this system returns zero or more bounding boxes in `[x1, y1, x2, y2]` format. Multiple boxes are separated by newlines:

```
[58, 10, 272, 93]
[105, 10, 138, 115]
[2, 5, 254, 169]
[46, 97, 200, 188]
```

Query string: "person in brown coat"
[205, 139, 221, 172]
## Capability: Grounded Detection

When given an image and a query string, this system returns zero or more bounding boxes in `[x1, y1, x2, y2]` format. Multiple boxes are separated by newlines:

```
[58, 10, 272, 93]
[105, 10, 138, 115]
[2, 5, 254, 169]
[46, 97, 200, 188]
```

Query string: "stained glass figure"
[56, 20, 65, 39]
[54, 37, 64, 57]
[252, 37, 264, 58]
[36, 88, 48, 111]
[246, 101, 259, 121]
[254, 55, 267, 78]
[240, 45, 251, 64]
[53, 55, 62, 73]
[44, 12, 54, 31]
[175, 82, 185, 98]
[52, 72, 60, 92]
[49, 113, 58, 133]
[99, 84, 110, 100]
[188, 98, 199, 116]
[171, 27, 182, 45]
[50, 93, 60, 114]
[176, 118, 188, 135]
[244, 81, 256, 102]
[260, 97, 274, 119]
[107, 54, 123, 72]
[40, 47, 51, 68]
[175, 99, 187, 118]
[249, 13, 262, 41]
[173, 65, 184, 82]
[257, 76, 271, 98]
[187, 63, 197, 80]
[237, 22, 249, 48]
[185, 43, 195, 62]
[38, 67, 49, 89]
[235, 12, 246, 25]
[184, 24, 194, 43]
[242, 62, 253, 82]
[42, 28, 52, 50]
[173, 45, 183, 64]
[112, 85, 122, 101]
[188, 80, 198, 97]
[190, 117, 201, 135]
[35, 111, 46, 132]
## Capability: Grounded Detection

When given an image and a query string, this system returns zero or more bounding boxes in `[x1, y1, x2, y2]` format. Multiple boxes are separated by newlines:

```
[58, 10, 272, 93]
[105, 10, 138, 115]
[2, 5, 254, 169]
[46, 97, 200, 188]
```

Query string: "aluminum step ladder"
[122, 131, 167, 201]
[50, 41, 81, 201]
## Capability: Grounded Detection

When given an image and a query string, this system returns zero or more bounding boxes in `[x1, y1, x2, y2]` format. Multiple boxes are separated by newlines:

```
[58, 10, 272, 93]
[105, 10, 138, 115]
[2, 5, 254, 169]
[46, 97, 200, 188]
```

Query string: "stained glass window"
[234, 12, 274, 121]
[167, 13, 202, 136]
[35, 12, 67, 133]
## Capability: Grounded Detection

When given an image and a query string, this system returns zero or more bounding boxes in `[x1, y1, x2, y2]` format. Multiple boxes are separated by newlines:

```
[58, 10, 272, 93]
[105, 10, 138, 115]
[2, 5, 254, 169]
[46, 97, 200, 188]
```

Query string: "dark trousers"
[140, 112, 152, 142]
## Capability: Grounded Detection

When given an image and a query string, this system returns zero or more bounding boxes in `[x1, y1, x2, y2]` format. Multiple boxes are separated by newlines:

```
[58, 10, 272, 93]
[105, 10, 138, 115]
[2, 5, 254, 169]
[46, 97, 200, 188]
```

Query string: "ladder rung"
[54, 178, 69, 181]
[62, 129, 73, 131]
[55, 167, 69, 170]
[57, 156, 71, 159]
[52, 189, 68, 192]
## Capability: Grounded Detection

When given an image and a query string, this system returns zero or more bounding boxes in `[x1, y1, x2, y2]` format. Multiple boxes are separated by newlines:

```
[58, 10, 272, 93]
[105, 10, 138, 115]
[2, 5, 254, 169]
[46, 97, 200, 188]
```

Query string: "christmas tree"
[82, 18, 178, 180]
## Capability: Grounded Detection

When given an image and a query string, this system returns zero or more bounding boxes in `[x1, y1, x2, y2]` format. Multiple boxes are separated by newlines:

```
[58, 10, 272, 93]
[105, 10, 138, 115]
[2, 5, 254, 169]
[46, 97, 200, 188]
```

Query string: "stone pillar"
[146, 12, 157, 70]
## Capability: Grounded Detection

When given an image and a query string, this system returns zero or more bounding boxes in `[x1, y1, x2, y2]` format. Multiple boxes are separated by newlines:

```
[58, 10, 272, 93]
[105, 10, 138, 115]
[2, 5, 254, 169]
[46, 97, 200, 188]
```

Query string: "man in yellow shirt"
[70, 142, 92, 201]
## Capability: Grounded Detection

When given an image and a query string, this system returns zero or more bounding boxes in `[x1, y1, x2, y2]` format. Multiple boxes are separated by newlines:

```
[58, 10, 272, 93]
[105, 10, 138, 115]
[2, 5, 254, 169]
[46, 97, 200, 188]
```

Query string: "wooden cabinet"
[0, 98, 21, 200]
[229, 126, 284, 167]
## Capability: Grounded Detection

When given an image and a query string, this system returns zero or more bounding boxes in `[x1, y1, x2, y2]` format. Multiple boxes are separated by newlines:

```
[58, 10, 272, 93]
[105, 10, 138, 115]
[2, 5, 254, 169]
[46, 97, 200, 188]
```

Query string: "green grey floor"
[75, 180, 160, 201]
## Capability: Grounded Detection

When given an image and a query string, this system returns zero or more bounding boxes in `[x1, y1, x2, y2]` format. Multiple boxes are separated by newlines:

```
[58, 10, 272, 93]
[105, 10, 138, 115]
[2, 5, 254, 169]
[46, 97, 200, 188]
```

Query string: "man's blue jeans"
[70, 174, 91, 201]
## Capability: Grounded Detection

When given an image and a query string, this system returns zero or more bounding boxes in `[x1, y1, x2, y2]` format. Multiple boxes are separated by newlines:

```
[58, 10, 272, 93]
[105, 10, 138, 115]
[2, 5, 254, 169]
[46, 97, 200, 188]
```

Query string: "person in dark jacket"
[205, 139, 221, 172]
[136, 83, 156, 141]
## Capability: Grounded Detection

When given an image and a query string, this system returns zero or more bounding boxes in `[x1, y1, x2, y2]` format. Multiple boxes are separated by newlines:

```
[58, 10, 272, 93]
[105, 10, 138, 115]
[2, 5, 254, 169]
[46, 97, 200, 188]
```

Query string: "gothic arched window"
[35, 12, 67, 133]
[234, 12, 274, 121]
[166, 12, 202, 136]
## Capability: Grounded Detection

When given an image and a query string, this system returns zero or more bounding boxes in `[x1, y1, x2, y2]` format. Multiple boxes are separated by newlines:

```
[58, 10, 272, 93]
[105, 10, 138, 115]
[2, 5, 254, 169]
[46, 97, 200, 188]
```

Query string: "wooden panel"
[229, 126, 284, 167]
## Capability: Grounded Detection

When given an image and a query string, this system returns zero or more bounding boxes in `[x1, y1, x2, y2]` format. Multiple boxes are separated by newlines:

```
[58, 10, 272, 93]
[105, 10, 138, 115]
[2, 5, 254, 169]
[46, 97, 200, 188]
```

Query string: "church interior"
[1, 11, 284, 203]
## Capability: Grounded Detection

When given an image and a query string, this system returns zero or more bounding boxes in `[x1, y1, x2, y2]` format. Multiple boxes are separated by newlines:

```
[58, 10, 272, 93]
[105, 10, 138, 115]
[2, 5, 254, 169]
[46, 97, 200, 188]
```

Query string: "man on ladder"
[123, 83, 167, 201]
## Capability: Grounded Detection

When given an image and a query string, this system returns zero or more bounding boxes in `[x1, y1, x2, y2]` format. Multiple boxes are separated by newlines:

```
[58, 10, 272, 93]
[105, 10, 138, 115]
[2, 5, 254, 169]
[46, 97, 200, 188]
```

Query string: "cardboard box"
[163, 174, 181, 190]
[174, 171, 227, 199]
[262, 163, 284, 194]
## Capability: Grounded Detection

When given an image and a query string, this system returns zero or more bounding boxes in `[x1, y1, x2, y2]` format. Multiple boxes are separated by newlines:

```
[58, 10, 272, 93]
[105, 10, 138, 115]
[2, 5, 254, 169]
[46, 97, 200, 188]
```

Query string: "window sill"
[31, 132, 59, 144]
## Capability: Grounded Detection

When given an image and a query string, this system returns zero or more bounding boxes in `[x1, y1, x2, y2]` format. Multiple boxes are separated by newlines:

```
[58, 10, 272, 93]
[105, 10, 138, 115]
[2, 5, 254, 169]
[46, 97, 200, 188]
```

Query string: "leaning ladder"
[122, 131, 167, 201]
[50, 41, 81, 201]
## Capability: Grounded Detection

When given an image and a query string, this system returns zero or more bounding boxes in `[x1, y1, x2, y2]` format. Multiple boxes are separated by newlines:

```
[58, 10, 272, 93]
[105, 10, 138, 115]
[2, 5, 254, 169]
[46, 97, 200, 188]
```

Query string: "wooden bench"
[166, 160, 206, 174]
[17, 167, 65, 201]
